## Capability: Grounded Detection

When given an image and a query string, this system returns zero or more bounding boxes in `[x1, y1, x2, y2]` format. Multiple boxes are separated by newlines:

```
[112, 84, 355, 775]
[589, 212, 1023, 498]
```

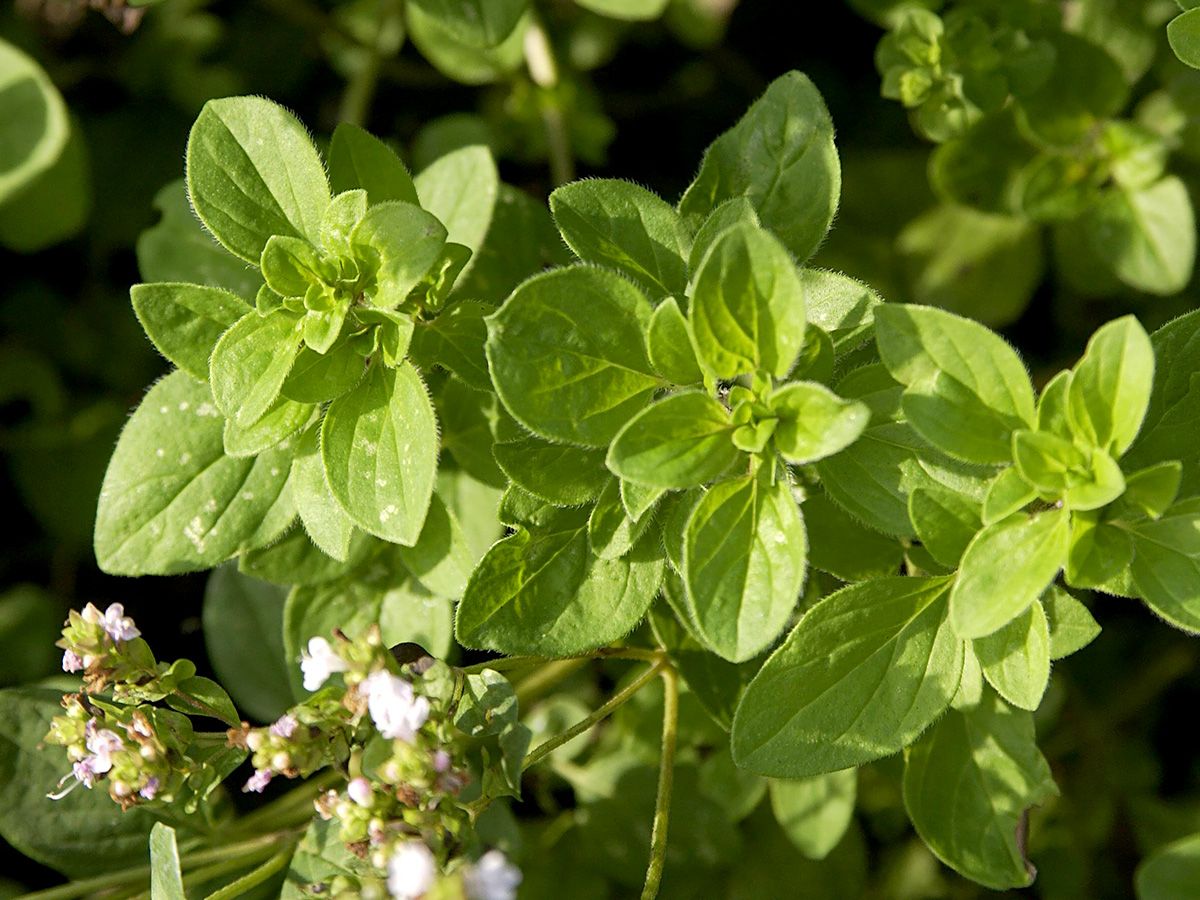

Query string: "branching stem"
[640, 666, 679, 900]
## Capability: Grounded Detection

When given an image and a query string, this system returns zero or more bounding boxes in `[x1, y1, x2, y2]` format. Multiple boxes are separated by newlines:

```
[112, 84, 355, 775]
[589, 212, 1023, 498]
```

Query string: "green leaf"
[574, 0, 670, 21]
[321, 362, 438, 546]
[0, 37, 69, 206]
[896, 205, 1043, 329]
[908, 486, 981, 569]
[136, 181, 263, 300]
[769, 382, 869, 465]
[1129, 498, 1200, 633]
[683, 473, 807, 662]
[690, 223, 806, 380]
[486, 266, 660, 446]
[1082, 177, 1196, 295]
[1036, 370, 1073, 440]
[973, 601, 1050, 711]
[646, 297, 704, 385]
[436, 377, 508, 487]
[875, 305, 1035, 464]
[283, 339, 368, 404]
[732, 576, 963, 777]
[94, 372, 296, 575]
[282, 819, 363, 898]
[203, 565, 294, 721]
[805, 492, 904, 581]
[408, 0, 528, 46]
[0, 687, 155, 877]
[1066, 511, 1133, 589]
[186, 96, 331, 263]
[982, 466, 1037, 525]
[352, 202, 448, 308]
[492, 433, 609, 506]
[550, 178, 688, 296]
[607, 391, 742, 489]
[406, 5, 527, 86]
[409, 301, 492, 391]
[149, 823, 186, 900]
[1012, 430, 1125, 511]
[588, 478, 656, 560]
[769, 770, 857, 861]
[902, 689, 1057, 890]
[1067, 315, 1154, 456]
[816, 422, 986, 539]
[130, 283, 250, 382]
[621, 478, 666, 522]
[1120, 462, 1183, 520]
[239, 526, 373, 587]
[1136, 832, 1200, 899]
[455, 505, 663, 656]
[1041, 586, 1100, 660]
[454, 669, 531, 798]
[1171, 8, 1200, 66]
[293, 428, 355, 561]
[222, 397, 314, 459]
[414, 145, 498, 260]
[454, 183, 571, 302]
[950, 507, 1070, 639]
[395, 494, 474, 597]
[679, 71, 840, 262]
[687, 197, 760, 274]
[209, 310, 302, 428]
[328, 122, 418, 205]
[799, 269, 881, 354]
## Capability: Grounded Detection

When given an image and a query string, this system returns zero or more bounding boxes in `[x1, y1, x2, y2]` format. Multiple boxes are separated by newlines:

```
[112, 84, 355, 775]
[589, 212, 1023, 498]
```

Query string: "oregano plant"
[4, 3, 1200, 898]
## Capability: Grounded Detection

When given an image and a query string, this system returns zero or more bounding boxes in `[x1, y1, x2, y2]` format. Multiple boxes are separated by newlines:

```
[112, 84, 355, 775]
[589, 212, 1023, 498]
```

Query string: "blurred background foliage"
[3, 0, 1200, 896]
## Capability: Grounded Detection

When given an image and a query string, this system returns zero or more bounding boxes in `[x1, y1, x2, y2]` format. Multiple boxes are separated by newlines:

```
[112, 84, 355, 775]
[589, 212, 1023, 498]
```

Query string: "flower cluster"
[57, 602, 153, 692]
[45, 695, 181, 808]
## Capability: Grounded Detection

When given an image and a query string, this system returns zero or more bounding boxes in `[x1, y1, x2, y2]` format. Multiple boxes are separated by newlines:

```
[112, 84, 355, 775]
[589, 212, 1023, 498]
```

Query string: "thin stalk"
[224, 770, 340, 840]
[522, 660, 665, 772]
[522, 18, 574, 186]
[640, 666, 679, 900]
[21, 832, 297, 900]
[515, 658, 588, 706]
[461, 646, 664, 676]
[202, 848, 295, 900]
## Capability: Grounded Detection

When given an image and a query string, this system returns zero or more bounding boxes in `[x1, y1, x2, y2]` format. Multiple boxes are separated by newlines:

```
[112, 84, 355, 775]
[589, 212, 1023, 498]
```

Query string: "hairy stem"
[522, 660, 666, 772]
[640, 666, 679, 900]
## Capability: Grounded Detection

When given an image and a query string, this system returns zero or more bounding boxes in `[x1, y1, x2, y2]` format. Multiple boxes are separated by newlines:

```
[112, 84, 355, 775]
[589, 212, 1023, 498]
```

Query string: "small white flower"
[347, 776, 373, 807]
[362, 671, 429, 742]
[243, 769, 272, 793]
[71, 757, 99, 788]
[62, 650, 83, 673]
[300, 637, 349, 691]
[85, 722, 124, 775]
[269, 713, 298, 739]
[80, 603, 104, 625]
[139, 777, 160, 800]
[463, 850, 522, 900]
[387, 842, 437, 900]
[100, 603, 140, 642]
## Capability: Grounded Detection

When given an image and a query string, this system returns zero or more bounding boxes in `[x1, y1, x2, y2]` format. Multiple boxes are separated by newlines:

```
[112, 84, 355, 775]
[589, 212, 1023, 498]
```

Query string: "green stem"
[202, 848, 295, 899]
[461, 646, 664, 676]
[21, 832, 299, 900]
[641, 667, 679, 900]
[515, 658, 588, 706]
[523, 660, 665, 772]
[224, 770, 340, 840]
[522, 17, 574, 186]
